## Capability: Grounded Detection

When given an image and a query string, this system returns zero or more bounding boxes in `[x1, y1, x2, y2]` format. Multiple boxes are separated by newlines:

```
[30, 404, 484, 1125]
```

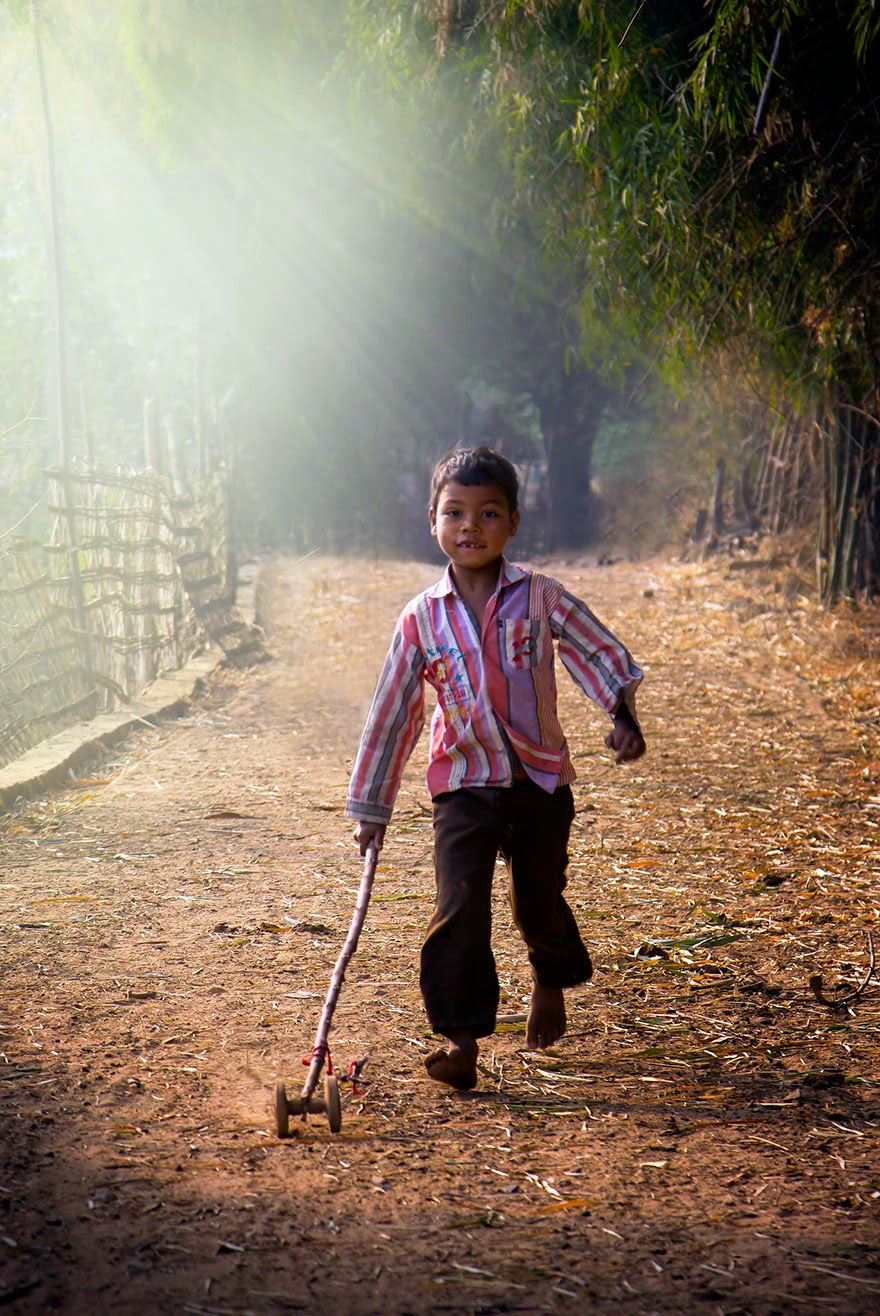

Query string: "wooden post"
[753, 424, 771, 518]
[816, 413, 831, 600]
[165, 410, 184, 493]
[771, 422, 797, 533]
[195, 308, 208, 480]
[839, 410, 872, 599]
[711, 457, 725, 535]
[827, 409, 857, 604]
[739, 465, 759, 531]
[56, 469, 96, 698]
[144, 397, 164, 475]
[81, 382, 95, 468]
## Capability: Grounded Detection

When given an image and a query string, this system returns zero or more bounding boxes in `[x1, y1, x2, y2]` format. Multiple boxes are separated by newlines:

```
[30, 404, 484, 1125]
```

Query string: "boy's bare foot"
[527, 984, 566, 1050]
[425, 1035, 478, 1090]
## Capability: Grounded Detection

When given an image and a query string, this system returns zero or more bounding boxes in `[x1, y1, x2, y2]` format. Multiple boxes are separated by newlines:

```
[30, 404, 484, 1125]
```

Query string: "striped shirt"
[345, 559, 642, 825]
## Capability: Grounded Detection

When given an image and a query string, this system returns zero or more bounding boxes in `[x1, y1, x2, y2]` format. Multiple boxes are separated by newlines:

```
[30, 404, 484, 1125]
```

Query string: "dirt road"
[1, 550, 879, 1314]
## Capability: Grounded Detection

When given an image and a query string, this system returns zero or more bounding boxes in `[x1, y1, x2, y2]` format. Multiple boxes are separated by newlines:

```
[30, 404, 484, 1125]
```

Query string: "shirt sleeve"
[344, 615, 426, 825]
[551, 586, 643, 716]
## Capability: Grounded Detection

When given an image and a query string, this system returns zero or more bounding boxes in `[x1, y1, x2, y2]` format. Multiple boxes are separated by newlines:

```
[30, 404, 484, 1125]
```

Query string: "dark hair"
[429, 446, 519, 514]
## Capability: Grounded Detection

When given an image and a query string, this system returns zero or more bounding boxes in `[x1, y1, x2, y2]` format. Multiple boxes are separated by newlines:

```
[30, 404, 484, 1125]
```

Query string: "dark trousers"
[419, 783, 593, 1039]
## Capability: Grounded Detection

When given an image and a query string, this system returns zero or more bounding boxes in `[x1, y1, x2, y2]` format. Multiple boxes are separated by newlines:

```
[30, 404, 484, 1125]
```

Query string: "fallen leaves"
[1, 550, 879, 1314]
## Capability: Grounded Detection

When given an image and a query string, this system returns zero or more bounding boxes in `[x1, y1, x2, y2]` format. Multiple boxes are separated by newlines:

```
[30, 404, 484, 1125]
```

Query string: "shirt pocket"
[499, 619, 551, 671]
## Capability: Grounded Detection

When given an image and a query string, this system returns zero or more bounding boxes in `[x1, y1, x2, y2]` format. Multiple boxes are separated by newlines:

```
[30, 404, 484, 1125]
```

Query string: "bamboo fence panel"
[47, 468, 199, 702]
[172, 475, 266, 666]
[0, 539, 97, 767]
[0, 466, 255, 773]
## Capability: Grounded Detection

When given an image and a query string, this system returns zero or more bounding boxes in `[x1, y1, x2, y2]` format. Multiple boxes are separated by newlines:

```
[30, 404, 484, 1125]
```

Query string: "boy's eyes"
[443, 508, 501, 518]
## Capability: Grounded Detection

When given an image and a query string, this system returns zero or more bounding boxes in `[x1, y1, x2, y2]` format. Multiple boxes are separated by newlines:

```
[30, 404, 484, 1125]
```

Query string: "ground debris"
[1, 552, 878, 1315]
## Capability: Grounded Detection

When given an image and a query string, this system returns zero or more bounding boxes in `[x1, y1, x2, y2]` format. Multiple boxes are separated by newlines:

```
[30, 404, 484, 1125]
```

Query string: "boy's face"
[429, 479, 519, 574]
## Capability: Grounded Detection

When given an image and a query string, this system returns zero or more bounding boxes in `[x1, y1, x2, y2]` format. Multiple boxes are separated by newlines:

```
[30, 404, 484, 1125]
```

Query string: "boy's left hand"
[605, 704, 646, 763]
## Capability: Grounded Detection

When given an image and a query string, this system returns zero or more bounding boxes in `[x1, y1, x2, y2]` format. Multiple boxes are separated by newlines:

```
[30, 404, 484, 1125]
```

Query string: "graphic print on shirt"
[425, 642, 473, 735]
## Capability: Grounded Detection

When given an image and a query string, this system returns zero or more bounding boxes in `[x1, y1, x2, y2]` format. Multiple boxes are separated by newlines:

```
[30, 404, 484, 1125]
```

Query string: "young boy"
[346, 447, 645, 1091]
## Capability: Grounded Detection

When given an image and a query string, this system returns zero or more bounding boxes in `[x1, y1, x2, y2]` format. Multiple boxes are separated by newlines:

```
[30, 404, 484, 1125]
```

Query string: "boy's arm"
[553, 586, 643, 715]
[345, 619, 426, 831]
[550, 584, 645, 761]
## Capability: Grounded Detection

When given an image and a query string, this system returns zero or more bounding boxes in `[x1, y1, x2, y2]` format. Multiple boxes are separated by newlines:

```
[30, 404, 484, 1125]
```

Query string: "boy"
[346, 447, 645, 1091]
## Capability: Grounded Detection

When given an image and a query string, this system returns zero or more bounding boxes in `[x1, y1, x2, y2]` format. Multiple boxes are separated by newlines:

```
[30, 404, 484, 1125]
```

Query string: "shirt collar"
[428, 557, 526, 599]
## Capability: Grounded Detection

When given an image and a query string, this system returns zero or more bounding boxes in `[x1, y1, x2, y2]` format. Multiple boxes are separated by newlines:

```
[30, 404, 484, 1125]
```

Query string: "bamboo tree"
[30, 0, 70, 466]
[28, 0, 96, 688]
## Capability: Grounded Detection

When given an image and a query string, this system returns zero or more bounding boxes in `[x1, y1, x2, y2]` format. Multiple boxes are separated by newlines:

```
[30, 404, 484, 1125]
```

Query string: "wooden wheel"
[274, 1080, 290, 1139]
[325, 1073, 342, 1133]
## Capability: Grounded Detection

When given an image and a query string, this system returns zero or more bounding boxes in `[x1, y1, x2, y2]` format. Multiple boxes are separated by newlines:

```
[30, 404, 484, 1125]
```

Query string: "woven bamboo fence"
[0, 467, 263, 773]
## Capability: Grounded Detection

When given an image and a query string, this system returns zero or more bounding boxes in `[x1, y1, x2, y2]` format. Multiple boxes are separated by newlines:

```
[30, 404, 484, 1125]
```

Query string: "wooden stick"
[299, 845, 379, 1102]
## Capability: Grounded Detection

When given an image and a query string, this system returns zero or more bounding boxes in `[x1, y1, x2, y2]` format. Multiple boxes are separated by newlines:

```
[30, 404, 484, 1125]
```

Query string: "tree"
[341, 1, 747, 545]
[682, 1, 880, 599]
[343, 1, 880, 593]
[6, 1, 878, 585]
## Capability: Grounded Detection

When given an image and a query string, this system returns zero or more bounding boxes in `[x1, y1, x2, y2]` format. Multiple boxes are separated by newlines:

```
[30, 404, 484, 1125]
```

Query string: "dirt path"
[1, 550, 879, 1315]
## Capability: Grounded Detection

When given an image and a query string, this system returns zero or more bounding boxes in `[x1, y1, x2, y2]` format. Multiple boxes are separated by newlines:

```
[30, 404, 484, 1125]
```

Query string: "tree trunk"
[537, 374, 605, 549]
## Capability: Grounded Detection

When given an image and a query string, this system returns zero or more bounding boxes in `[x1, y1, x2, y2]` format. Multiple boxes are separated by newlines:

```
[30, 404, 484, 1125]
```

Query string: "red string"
[301, 1043, 332, 1075]
[347, 1057, 366, 1096]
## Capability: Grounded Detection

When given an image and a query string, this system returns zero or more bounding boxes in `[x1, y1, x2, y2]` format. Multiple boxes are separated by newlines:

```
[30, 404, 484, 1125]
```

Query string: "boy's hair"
[429, 446, 519, 514]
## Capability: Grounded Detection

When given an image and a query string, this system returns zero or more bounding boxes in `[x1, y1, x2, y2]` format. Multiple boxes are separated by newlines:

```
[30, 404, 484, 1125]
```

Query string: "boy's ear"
[428, 506, 437, 536]
[510, 509, 520, 536]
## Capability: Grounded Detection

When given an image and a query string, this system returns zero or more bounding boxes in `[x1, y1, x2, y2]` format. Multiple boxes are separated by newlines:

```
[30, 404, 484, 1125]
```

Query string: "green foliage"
[2, 0, 29, 24]
[343, 3, 697, 387]
[3, 0, 878, 564]
[338, 0, 880, 578]
[383, 4, 877, 427]
[684, 1, 880, 407]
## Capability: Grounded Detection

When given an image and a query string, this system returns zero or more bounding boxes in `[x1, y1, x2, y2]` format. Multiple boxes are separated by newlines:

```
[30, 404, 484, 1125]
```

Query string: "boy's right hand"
[355, 821, 386, 856]
[605, 702, 646, 764]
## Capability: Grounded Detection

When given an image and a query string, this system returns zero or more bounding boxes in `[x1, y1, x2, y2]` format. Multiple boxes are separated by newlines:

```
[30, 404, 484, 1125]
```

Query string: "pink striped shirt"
[345, 559, 642, 824]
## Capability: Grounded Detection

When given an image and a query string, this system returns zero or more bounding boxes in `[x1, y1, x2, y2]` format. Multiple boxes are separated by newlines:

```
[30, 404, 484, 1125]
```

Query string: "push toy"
[275, 844, 378, 1136]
